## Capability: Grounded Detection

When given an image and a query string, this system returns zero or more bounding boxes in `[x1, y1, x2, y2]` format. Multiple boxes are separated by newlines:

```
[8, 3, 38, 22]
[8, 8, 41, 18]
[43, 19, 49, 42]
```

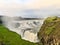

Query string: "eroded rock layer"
[38, 16, 60, 45]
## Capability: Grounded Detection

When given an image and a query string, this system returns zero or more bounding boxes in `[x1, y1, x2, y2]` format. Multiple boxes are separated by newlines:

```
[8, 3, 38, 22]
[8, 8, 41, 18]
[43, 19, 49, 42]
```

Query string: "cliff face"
[0, 16, 3, 24]
[38, 16, 60, 45]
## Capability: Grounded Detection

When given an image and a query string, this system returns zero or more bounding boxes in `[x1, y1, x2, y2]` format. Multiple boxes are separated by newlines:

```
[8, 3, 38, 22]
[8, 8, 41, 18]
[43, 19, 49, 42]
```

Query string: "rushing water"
[1, 16, 44, 43]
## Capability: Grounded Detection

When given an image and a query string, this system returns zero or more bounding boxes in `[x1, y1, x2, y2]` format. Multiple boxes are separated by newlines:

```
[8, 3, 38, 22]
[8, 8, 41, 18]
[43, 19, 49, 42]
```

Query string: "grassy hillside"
[0, 25, 38, 45]
[38, 16, 60, 45]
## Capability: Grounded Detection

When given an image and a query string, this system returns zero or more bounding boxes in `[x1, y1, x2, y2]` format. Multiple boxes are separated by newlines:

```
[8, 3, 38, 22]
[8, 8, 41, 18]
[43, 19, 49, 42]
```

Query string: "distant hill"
[0, 15, 43, 21]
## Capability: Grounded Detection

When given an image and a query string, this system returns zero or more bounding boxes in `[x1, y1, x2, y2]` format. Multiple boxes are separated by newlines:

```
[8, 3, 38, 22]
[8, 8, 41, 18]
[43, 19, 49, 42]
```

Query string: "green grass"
[45, 16, 57, 23]
[0, 25, 38, 45]
[45, 26, 55, 35]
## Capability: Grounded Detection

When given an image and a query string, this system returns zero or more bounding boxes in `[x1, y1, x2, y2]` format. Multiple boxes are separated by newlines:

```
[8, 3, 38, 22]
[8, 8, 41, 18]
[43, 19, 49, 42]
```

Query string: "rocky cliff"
[38, 16, 60, 45]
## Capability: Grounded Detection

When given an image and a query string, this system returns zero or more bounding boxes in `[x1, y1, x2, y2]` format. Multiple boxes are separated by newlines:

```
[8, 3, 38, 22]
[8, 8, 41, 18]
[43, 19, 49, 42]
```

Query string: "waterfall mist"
[1, 16, 44, 43]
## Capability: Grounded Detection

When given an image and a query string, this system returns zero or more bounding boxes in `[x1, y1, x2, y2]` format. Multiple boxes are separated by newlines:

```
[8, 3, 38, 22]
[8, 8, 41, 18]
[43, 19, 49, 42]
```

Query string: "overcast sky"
[0, 0, 60, 17]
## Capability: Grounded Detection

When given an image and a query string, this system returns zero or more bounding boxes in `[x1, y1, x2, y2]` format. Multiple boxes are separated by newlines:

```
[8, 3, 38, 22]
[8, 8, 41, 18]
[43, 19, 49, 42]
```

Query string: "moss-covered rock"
[38, 16, 60, 45]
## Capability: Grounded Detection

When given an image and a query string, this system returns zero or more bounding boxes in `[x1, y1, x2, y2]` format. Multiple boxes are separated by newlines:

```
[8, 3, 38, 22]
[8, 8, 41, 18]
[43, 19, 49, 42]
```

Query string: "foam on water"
[1, 16, 44, 43]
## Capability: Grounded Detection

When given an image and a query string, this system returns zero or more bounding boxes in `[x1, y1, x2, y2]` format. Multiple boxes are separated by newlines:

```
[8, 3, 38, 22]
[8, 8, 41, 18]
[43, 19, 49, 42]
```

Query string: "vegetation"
[45, 26, 55, 35]
[45, 16, 57, 23]
[38, 16, 60, 45]
[0, 25, 38, 45]
[1, 16, 60, 45]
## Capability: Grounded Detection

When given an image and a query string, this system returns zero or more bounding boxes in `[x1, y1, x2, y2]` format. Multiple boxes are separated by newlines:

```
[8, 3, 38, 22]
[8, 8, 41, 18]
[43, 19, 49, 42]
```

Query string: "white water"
[1, 16, 44, 43]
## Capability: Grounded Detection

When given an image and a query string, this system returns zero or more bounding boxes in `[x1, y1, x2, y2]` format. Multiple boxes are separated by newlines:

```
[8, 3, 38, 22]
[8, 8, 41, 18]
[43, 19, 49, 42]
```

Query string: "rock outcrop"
[38, 16, 60, 45]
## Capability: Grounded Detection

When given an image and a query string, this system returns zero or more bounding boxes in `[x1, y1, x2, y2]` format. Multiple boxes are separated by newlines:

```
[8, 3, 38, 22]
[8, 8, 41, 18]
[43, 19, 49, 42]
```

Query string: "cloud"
[0, 0, 60, 17]
[23, 0, 60, 9]
[0, 0, 60, 9]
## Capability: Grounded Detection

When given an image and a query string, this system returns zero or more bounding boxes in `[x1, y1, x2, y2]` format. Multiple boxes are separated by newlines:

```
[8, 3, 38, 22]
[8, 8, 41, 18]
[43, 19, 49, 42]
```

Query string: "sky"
[0, 0, 60, 18]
